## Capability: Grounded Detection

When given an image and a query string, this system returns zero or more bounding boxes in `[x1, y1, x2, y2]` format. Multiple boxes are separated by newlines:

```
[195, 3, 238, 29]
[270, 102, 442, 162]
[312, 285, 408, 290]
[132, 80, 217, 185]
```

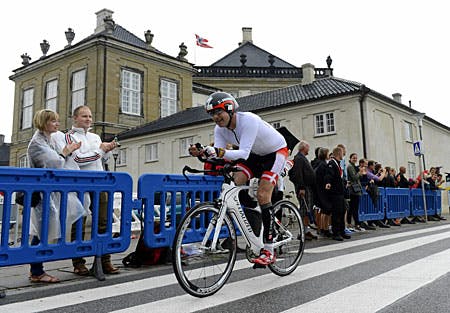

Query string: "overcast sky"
[1, 0, 449, 142]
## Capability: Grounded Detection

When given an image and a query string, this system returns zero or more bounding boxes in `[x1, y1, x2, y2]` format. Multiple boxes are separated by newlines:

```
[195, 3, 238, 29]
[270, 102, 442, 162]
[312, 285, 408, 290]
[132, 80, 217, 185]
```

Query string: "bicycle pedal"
[252, 263, 267, 269]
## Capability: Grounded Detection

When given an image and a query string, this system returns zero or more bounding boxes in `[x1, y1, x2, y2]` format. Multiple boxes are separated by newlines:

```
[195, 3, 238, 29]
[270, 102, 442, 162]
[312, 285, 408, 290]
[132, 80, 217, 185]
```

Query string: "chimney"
[392, 93, 402, 103]
[242, 27, 253, 44]
[301, 63, 315, 85]
[95, 8, 114, 34]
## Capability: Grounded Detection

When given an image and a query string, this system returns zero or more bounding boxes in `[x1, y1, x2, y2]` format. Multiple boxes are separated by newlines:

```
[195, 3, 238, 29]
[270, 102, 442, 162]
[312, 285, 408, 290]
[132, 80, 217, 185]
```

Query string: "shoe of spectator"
[354, 225, 365, 232]
[73, 264, 90, 276]
[341, 234, 351, 239]
[309, 223, 318, 230]
[344, 228, 353, 234]
[332, 235, 344, 241]
[305, 231, 318, 240]
[360, 222, 376, 230]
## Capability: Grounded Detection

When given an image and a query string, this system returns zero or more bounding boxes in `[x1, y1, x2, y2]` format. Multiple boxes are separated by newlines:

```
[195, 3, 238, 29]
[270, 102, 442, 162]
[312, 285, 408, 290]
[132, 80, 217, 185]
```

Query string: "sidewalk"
[0, 233, 141, 298]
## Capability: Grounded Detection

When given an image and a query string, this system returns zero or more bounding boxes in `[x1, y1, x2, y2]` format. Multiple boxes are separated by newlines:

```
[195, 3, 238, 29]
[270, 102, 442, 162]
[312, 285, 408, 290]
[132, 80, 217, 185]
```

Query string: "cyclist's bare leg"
[257, 180, 275, 244]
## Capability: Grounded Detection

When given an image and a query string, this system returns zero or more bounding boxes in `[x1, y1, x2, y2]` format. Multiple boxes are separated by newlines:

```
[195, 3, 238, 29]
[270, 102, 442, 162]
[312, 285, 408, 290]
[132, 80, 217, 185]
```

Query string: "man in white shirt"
[190, 92, 287, 265]
[59, 105, 119, 275]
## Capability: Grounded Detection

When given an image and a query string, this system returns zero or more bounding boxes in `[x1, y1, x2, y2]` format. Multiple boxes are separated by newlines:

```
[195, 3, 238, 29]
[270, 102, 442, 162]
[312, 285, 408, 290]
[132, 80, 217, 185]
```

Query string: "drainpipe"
[359, 84, 370, 158]
[101, 42, 107, 141]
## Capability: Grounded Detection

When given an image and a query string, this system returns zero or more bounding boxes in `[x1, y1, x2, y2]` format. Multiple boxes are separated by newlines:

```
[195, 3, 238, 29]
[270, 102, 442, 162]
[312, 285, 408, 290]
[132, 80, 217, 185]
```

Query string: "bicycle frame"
[201, 180, 294, 256]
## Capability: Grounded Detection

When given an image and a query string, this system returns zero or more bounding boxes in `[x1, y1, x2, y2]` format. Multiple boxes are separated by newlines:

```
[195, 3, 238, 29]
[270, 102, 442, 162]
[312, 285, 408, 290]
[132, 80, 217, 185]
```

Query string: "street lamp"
[112, 149, 119, 172]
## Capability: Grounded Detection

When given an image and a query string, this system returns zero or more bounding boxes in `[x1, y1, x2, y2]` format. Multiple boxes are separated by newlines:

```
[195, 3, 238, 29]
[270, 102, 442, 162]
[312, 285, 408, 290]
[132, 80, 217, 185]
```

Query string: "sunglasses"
[208, 108, 225, 117]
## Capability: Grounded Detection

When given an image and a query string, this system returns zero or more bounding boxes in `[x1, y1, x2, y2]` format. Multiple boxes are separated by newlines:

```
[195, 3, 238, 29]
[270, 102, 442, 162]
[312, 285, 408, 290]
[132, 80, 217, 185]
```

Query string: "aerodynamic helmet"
[205, 92, 239, 115]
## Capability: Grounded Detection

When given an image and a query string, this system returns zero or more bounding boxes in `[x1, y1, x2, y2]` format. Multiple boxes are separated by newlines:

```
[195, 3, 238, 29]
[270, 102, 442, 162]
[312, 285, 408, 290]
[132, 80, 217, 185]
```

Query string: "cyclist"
[189, 92, 288, 265]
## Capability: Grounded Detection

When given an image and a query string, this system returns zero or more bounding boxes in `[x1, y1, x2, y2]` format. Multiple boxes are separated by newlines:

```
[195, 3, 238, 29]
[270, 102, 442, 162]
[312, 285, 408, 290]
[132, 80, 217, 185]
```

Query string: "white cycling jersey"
[214, 112, 286, 160]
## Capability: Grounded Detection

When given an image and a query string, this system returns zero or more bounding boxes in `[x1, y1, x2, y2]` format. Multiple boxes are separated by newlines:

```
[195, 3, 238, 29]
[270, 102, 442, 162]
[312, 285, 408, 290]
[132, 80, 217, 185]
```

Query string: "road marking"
[2, 226, 449, 313]
[112, 230, 450, 313]
[307, 224, 450, 253]
[282, 248, 450, 313]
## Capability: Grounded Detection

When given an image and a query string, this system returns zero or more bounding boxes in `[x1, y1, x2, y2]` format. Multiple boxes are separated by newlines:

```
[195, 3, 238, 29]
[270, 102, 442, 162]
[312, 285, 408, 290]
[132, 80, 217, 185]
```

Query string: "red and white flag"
[195, 34, 213, 48]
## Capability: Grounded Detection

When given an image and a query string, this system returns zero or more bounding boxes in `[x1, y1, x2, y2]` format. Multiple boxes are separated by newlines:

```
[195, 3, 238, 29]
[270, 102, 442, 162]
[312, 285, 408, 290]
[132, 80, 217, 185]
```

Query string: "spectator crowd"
[288, 141, 446, 242]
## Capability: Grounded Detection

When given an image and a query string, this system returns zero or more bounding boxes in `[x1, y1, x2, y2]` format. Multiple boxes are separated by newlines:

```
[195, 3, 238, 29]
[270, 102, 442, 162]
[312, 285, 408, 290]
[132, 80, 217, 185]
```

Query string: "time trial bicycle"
[172, 160, 305, 297]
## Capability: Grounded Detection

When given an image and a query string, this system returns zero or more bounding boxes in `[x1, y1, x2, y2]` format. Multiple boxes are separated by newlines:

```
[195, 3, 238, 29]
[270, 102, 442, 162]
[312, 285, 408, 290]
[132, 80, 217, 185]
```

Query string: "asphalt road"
[2, 220, 450, 313]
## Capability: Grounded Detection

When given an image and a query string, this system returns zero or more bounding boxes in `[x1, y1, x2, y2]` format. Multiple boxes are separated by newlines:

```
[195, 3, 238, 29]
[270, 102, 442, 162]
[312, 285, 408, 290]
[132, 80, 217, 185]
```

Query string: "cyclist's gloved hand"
[204, 146, 225, 159]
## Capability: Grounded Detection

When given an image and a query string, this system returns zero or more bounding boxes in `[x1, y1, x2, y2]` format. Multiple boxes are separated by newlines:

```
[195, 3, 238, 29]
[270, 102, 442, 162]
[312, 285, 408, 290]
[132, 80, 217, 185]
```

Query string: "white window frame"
[404, 121, 413, 142]
[408, 162, 416, 179]
[121, 69, 142, 115]
[271, 121, 281, 129]
[145, 143, 158, 162]
[180, 136, 194, 157]
[117, 149, 127, 166]
[314, 112, 335, 136]
[71, 69, 86, 112]
[22, 88, 34, 129]
[160, 79, 177, 118]
[45, 79, 58, 112]
[18, 155, 29, 168]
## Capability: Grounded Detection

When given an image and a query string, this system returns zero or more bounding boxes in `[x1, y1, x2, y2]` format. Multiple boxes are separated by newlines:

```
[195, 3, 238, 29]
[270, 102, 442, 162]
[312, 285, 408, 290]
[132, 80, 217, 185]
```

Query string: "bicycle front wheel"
[172, 203, 237, 297]
[269, 200, 305, 276]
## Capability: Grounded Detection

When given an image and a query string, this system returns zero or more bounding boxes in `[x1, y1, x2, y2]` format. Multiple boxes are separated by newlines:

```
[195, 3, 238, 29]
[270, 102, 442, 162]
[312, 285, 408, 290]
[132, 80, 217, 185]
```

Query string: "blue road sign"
[413, 141, 423, 156]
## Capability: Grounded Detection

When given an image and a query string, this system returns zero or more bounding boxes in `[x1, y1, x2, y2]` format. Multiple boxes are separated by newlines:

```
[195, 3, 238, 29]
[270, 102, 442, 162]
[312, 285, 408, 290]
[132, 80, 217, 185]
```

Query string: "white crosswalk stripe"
[112, 230, 450, 313]
[1, 225, 450, 313]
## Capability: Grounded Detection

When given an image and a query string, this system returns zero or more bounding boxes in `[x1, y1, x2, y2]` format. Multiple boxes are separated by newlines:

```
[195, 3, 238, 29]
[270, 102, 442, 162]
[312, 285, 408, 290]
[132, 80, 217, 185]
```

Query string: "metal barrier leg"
[91, 256, 105, 281]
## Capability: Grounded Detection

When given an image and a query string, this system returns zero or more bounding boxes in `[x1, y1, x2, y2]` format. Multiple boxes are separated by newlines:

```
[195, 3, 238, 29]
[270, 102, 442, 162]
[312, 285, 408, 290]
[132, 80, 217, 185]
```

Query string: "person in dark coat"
[314, 147, 332, 237]
[325, 146, 350, 241]
[291, 140, 317, 240]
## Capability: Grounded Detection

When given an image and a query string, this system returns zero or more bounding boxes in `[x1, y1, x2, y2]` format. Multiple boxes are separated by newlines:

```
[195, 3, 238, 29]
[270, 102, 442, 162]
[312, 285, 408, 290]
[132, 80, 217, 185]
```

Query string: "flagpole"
[194, 43, 197, 65]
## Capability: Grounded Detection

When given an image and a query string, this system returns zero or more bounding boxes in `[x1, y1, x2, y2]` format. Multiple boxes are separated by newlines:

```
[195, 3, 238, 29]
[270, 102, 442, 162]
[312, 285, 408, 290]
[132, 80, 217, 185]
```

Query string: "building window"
[160, 79, 177, 118]
[117, 149, 127, 166]
[404, 121, 413, 142]
[408, 162, 416, 179]
[45, 79, 58, 112]
[121, 69, 142, 115]
[18, 155, 29, 168]
[22, 88, 34, 129]
[180, 136, 194, 157]
[71, 69, 86, 112]
[145, 143, 158, 162]
[271, 121, 281, 129]
[314, 112, 335, 135]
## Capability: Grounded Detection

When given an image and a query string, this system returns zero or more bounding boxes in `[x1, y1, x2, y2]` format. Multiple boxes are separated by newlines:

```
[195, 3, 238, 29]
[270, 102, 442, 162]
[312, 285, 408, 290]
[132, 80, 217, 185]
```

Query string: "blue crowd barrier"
[358, 188, 385, 221]
[385, 188, 411, 219]
[1, 166, 445, 269]
[410, 189, 437, 217]
[137, 174, 223, 248]
[0, 167, 133, 267]
[436, 191, 442, 215]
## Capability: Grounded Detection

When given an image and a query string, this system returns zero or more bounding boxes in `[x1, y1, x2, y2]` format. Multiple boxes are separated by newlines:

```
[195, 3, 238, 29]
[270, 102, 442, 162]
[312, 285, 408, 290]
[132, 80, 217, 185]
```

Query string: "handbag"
[15, 192, 41, 207]
[351, 183, 362, 193]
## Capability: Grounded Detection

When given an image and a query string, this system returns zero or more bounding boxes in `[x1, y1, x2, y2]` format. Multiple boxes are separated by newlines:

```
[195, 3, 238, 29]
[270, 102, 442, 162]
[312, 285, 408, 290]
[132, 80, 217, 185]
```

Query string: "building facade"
[9, 9, 194, 166]
[114, 71, 450, 191]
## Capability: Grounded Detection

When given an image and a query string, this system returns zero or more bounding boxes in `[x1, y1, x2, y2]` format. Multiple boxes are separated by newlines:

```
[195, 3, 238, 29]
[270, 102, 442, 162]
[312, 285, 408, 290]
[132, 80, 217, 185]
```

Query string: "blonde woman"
[27, 109, 83, 283]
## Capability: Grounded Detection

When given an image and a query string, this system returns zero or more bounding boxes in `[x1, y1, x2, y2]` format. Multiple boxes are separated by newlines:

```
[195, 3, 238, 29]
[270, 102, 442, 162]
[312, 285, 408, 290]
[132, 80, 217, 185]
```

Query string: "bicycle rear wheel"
[172, 203, 237, 297]
[269, 200, 305, 276]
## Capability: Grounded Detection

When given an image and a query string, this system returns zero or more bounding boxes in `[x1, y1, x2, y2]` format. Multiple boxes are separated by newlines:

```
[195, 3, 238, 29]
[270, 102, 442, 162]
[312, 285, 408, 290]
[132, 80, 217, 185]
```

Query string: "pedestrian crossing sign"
[413, 141, 423, 156]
